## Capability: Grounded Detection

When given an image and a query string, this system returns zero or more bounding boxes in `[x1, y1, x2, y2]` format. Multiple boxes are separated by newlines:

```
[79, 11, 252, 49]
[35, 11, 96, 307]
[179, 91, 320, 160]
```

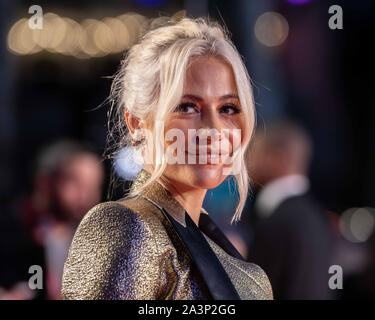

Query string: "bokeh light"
[339, 207, 375, 243]
[6, 12, 152, 58]
[102, 17, 130, 53]
[254, 11, 289, 47]
[7, 18, 42, 55]
[56, 18, 84, 57]
[32, 13, 67, 52]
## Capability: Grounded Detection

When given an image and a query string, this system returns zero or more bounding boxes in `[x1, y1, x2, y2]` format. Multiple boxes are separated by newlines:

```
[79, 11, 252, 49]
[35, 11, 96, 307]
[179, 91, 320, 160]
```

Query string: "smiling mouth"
[185, 152, 230, 164]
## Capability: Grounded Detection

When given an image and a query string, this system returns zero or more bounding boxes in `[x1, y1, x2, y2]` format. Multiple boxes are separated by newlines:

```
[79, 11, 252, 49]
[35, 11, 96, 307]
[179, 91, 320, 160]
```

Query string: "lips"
[186, 152, 227, 157]
[186, 146, 231, 156]
[186, 151, 230, 164]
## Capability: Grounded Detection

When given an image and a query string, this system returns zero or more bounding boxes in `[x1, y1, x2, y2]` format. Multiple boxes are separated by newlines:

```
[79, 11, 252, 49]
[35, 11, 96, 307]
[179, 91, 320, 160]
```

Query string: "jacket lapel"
[198, 214, 244, 260]
[158, 206, 240, 300]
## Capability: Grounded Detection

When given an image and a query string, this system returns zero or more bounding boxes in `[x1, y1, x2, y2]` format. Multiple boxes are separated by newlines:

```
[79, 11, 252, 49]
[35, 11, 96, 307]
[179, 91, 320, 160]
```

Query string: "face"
[159, 56, 248, 191]
[53, 153, 104, 221]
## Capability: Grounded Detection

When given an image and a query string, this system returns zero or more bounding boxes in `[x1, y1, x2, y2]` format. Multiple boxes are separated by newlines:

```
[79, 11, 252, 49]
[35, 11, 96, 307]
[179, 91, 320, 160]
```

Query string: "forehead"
[183, 56, 237, 96]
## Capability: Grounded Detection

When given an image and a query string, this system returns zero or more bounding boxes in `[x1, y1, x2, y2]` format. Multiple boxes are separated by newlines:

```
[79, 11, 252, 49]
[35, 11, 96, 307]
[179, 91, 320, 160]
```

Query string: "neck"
[158, 176, 207, 227]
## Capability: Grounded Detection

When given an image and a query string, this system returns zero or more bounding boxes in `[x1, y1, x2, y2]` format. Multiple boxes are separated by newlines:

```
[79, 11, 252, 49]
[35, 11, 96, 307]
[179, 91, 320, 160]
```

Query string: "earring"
[131, 130, 145, 147]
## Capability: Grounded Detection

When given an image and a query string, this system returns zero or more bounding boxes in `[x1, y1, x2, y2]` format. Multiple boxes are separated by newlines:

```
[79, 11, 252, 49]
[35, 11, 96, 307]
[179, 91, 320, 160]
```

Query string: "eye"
[174, 102, 199, 114]
[220, 104, 241, 115]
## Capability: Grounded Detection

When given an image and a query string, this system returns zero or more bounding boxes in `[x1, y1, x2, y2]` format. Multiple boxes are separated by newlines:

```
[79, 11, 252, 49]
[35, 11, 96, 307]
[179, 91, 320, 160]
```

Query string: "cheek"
[163, 119, 194, 148]
[223, 117, 248, 153]
[194, 168, 228, 188]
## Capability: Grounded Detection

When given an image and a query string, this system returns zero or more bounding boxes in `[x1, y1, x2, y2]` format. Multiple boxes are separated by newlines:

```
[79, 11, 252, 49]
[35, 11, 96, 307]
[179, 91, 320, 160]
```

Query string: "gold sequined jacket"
[61, 170, 273, 300]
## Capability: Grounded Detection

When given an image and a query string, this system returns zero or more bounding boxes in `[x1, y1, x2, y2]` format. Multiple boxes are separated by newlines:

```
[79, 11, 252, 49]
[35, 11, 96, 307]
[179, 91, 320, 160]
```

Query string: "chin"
[188, 165, 227, 190]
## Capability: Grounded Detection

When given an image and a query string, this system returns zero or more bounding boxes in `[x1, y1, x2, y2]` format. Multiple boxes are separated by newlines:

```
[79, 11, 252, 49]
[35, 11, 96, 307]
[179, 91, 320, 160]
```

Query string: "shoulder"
[245, 262, 274, 300]
[68, 200, 160, 256]
[224, 253, 273, 300]
[61, 198, 165, 300]
[72, 197, 167, 249]
[76, 201, 135, 232]
[80, 195, 163, 224]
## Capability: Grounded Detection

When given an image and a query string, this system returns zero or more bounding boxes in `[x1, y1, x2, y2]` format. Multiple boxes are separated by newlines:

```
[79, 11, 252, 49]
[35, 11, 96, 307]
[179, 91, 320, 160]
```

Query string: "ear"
[124, 108, 141, 137]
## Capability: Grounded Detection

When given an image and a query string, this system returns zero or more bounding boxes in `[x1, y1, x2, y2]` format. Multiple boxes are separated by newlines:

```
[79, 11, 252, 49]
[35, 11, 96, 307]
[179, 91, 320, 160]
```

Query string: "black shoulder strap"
[199, 214, 244, 261]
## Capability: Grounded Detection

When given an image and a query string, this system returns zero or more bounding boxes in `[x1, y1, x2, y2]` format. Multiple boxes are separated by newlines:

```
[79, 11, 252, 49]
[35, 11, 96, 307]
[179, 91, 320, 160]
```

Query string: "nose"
[195, 109, 223, 147]
[201, 108, 223, 132]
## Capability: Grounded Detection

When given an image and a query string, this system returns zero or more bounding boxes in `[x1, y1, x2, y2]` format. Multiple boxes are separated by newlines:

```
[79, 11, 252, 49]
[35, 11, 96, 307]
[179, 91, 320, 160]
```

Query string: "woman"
[61, 16, 273, 300]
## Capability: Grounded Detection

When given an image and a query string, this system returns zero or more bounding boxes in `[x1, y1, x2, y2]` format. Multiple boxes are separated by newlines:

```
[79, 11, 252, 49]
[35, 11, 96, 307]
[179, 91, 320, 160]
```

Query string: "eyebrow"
[182, 93, 239, 101]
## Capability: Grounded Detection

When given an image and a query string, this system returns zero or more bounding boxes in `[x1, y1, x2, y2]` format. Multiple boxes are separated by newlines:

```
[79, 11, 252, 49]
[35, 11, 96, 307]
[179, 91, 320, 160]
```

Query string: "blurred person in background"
[247, 120, 337, 299]
[19, 140, 105, 299]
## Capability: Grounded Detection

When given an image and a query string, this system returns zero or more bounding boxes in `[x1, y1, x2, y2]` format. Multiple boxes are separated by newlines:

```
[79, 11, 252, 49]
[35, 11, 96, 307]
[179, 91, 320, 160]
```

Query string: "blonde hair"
[107, 16, 256, 223]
